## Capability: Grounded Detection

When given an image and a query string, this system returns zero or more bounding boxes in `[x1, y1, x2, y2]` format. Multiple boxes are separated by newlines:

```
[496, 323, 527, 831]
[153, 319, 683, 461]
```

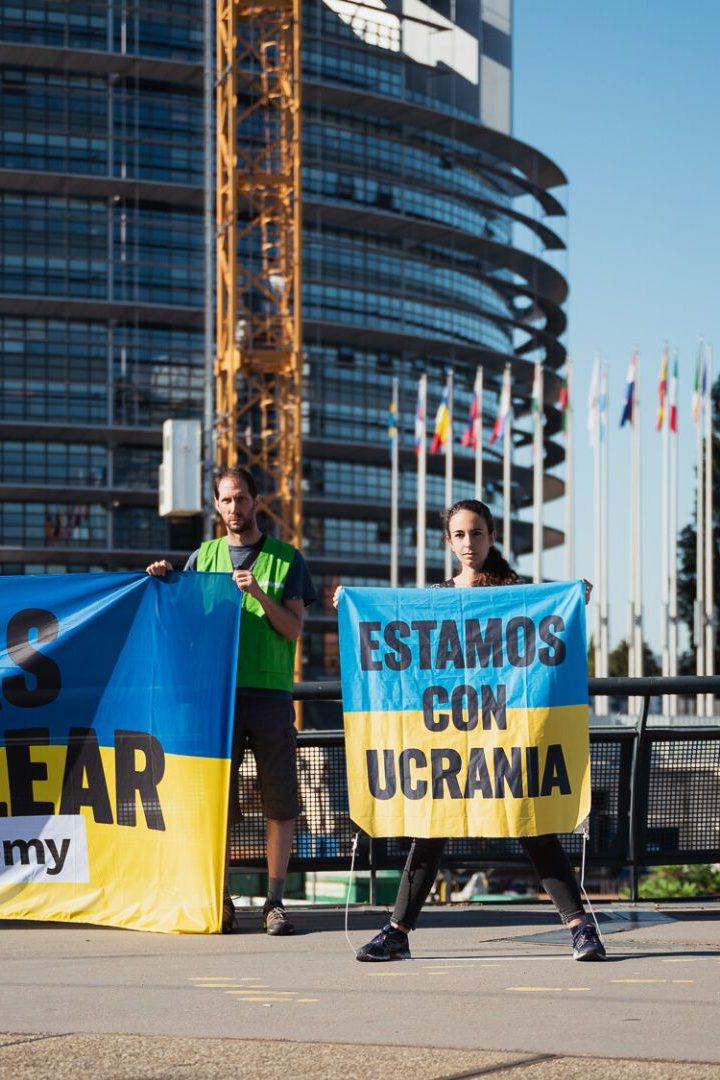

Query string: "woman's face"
[446, 509, 495, 571]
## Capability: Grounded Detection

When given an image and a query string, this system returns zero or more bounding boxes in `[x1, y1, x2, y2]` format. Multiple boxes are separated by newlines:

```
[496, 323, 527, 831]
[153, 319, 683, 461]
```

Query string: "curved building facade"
[299, 0, 568, 681]
[0, 1, 568, 696]
[0, 1, 207, 571]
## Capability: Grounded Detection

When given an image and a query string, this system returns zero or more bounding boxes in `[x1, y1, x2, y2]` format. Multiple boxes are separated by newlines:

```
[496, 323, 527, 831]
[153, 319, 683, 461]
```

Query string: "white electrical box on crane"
[159, 419, 202, 517]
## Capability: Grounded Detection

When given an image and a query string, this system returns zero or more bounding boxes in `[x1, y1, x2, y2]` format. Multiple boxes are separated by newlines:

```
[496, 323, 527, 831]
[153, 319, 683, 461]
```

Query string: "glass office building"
[0, 1, 568, 688]
[0, 1, 207, 571]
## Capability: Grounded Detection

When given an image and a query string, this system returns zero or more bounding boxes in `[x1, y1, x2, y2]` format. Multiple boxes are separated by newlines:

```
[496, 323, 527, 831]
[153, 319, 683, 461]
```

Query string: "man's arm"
[146, 550, 198, 576]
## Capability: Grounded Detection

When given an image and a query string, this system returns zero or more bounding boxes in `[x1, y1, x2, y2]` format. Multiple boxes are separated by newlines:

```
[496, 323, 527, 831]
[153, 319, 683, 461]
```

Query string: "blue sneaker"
[572, 921, 606, 961]
[356, 923, 411, 962]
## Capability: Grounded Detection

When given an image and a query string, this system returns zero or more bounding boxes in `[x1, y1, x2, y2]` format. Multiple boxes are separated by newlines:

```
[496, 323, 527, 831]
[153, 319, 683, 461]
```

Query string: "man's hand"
[232, 568, 261, 598]
[146, 560, 173, 577]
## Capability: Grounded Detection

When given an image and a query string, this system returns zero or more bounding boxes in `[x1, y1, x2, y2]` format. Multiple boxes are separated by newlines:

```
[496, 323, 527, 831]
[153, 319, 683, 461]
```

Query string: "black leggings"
[392, 835, 585, 929]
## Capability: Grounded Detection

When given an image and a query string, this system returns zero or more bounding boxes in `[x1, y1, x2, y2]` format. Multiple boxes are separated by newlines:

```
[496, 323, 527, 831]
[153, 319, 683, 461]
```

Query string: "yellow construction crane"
[215, 0, 303, 548]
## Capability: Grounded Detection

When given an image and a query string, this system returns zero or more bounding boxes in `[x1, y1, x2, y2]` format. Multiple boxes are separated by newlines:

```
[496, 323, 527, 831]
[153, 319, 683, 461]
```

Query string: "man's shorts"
[229, 691, 300, 823]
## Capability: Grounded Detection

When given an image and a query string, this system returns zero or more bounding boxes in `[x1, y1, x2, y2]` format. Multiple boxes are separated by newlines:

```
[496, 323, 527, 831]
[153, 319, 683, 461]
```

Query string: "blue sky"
[512, 0, 720, 657]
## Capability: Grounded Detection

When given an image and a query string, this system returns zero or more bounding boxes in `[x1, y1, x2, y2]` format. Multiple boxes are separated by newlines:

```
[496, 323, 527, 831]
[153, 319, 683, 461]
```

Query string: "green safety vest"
[197, 535, 297, 691]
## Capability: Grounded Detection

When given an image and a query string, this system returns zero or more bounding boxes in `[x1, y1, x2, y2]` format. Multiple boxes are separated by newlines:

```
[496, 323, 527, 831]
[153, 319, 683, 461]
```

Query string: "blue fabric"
[338, 580, 588, 714]
[0, 572, 240, 760]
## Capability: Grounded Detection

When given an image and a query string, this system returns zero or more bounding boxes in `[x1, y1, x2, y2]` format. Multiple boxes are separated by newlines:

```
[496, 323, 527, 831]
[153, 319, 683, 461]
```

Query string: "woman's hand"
[332, 585, 343, 610]
[582, 579, 593, 605]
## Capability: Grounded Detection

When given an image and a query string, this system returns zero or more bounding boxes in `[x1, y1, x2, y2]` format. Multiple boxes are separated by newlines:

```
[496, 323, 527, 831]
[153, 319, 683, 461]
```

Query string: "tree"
[607, 638, 661, 678]
[677, 375, 720, 669]
[587, 636, 660, 677]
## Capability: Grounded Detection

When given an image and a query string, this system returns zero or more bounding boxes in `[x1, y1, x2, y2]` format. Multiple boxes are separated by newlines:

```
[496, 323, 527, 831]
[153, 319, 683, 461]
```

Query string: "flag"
[587, 354, 600, 445]
[692, 345, 705, 424]
[656, 348, 668, 431]
[531, 362, 542, 415]
[599, 363, 608, 441]
[620, 352, 638, 427]
[460, 390, 479, 448]
[669, 354, 678, 434]
[0, 573, 240, 933]
[388, 396, 398, 445]
[337, 582, 591, 838]
[414, 381, 425, 456]
[489, 366, 512, 445]
[557, 378, 569, 432]
[430, 375, 451, 454]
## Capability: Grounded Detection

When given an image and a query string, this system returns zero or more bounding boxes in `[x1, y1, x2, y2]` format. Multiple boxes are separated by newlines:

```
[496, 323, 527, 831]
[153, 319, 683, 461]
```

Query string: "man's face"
[215, 475, 259, 535]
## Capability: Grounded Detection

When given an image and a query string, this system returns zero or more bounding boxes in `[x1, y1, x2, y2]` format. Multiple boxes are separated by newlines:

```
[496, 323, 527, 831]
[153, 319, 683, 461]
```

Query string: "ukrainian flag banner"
[338, 582, 590, 838]
[0, 572, 240, 933]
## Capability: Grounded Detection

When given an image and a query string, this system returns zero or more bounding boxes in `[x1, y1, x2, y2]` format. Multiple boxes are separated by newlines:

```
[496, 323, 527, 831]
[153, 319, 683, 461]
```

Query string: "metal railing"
[227, 676, 720, 902]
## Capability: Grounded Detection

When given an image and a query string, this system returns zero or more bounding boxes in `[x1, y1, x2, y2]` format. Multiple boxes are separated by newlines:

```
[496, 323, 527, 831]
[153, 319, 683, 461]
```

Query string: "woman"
[338, 498, 605, 963]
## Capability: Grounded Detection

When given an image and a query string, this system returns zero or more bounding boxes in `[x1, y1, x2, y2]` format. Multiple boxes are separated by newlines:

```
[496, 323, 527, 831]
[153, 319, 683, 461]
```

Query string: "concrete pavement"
[1, 902, 719, 1078]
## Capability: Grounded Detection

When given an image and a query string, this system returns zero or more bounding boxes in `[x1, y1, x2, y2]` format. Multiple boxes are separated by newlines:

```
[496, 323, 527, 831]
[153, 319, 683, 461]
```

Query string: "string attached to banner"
[577, 820, 605, 946]
[344, 830, 362, 953]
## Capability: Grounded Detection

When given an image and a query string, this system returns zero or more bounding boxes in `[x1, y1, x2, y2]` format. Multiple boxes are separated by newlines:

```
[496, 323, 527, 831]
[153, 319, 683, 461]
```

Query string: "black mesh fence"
[638, 730, 720, 863]
[227, 725, 720, 873]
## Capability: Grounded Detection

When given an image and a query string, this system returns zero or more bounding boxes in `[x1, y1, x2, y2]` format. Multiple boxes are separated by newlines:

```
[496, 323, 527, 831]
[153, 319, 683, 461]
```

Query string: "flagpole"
[660, 348, 670, 700]
[589, 353, 602, 709]
[565, 357, 575, 581]
[598, 359, 609, 714]
[668, 352, 679, 716]
[416, 373, 427, 587]
[502, 363, 512, 561]
[390, 375, 399, 587]
[532, 361, 544, 583]
[695, 342, 705, 716]
[475, 365, 483, 500]
[704, 345, 714, 716]
[444, 368, 454, 579]
[628, 353, 643, 716]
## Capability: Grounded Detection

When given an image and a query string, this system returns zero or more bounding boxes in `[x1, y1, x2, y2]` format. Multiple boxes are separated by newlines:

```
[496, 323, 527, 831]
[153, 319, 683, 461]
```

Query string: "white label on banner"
[0, 815, 90, 884]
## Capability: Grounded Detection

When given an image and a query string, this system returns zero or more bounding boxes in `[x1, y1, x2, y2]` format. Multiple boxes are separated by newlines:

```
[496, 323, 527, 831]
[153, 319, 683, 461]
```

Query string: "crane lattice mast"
[215, 0, 303, 547]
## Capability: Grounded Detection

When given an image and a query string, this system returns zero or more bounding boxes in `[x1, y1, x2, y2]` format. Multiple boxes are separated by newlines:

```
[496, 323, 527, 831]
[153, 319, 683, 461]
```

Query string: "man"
[147, 466, 316, 936]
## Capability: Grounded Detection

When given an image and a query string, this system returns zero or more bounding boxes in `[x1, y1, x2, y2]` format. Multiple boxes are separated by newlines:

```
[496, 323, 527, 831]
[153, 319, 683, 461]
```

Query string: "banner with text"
[338, 583, 590, 838]
[0, 572, 239, 933]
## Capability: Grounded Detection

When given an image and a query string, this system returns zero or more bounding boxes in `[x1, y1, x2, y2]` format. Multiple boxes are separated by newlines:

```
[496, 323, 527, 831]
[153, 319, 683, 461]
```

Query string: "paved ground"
[1, 902, 719, 1078]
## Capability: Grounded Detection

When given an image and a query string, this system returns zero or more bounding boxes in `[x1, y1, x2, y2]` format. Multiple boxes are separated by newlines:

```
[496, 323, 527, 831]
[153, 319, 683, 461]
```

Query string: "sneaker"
[262, 900, 295, 936]
[222, 891, 237, 934]
[356, 923, 411, 963]
[571, 920, 606, 961]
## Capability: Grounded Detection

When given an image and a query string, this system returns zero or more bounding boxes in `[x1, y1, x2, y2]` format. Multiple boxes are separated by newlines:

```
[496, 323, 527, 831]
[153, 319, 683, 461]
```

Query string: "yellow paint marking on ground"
[365, 971, 419, 977]
[194, 983, 244, 989]
[506, 987, 564, 993]
[225, 990, 296, 996]
[189, 977, 239, 982]
[420, 964, 476, 969]
[232, 997, 295, 1004]
[230, 995, 297, 1001]
[660, 958, 697, 963]
[611, 979, 667, 984]
[224, 986, 271, 992]
[296, 998, 320, 1003]
[671, 980, 694, 984]
[566, 988, 591, 992]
